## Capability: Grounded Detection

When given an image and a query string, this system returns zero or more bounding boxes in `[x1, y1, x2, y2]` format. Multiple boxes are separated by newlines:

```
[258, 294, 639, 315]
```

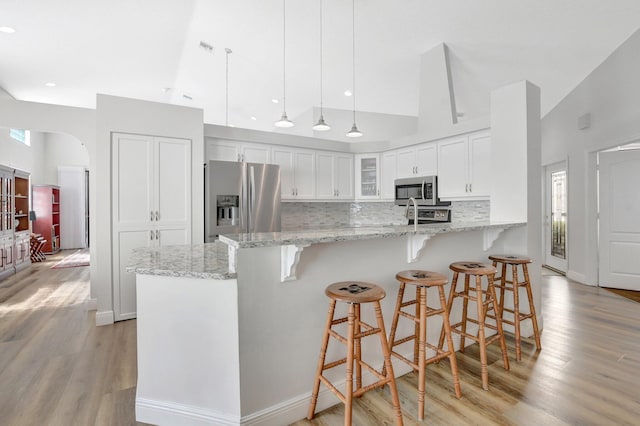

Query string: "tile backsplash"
[282, 200, 490, 230]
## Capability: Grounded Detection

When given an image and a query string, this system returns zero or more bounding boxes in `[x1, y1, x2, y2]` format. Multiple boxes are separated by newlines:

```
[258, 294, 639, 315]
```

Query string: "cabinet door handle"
[150, 211, 154, 221]
[155, 211, 159, 221]
[237, 154, 241, 162]
[469, 183, 472, 193]
[150, 230, 154, 240]
[156, 230, 159, 240]
[377, 189, 380, 196]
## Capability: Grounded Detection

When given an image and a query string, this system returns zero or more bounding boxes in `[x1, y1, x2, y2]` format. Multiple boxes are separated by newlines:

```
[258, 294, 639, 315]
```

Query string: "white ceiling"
[2, 0, 640, 143]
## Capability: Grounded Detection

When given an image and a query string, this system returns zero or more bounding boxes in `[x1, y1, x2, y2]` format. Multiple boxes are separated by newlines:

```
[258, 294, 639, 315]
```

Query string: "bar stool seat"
[308, 281, 403, 426]
[489, 255, 542, 361]
[388, 270, 462, 421]
[439, 261, 510, 390]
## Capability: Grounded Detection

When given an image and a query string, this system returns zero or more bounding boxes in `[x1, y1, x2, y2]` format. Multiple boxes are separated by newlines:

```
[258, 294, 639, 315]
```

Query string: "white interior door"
[599, 150, 640, 290]
[57, 166, 87, 249]
[544, 162, 568, 272]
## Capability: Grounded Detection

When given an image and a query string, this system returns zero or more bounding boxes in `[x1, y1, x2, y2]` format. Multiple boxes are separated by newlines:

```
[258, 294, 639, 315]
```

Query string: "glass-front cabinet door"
[355, 154, 380, 200]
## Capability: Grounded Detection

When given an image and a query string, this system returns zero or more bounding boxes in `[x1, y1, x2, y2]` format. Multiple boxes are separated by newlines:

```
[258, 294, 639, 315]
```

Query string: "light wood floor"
[0, 251, 146, 426]
[2, 256, 640, 425]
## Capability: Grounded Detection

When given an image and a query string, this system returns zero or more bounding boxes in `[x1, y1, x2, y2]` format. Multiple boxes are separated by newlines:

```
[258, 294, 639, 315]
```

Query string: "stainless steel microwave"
[394, 176, 438, 206]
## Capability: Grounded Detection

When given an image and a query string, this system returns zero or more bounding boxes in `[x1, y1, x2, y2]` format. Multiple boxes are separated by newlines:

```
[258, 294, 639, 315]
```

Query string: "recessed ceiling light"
[251, 116, 257, 121]
[45, 82, 56, 87]
[344, 90, 352, 97]
[229, 124, 235, 127]
[271, 99, 279, 104]
[0, 27, 16, 34]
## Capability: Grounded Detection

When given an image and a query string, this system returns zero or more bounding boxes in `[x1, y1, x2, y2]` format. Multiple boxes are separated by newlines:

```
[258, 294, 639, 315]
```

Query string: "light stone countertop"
[218, 220, 526, 249]
[126, 240, 235, 279]
[127, 221, 526, 279]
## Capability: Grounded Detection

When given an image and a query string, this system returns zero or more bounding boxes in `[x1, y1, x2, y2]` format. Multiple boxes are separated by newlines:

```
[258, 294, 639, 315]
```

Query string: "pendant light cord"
[319, 0, 324, 114]
[352, 0, 356, 123]
[282, 0, 287, 113]
[225, 49, 230, 126]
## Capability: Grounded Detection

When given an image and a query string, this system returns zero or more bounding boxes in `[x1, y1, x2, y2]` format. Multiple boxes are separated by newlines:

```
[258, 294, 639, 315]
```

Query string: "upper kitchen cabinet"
[380, 151, 397, 200]
[206, 139, 271, 164]
[396, 143, 437, 178]
[437, 131, 491, 200]
[272, 147, 316, 200]
[354, 154, 380, 200]
[112, 133, 192, 321]
[317, 152, 354, 200]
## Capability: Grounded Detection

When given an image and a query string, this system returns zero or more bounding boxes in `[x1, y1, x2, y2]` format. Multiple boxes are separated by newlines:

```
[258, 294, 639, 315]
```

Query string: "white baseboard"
[136, 398, 240, 426]
[87, 298, 97, 311]
[95, 310, 114, 326]
[567, 270, 588, 285]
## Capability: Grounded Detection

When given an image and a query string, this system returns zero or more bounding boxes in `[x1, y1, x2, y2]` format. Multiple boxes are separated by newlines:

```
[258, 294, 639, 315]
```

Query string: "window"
[9, 129, 30, 146]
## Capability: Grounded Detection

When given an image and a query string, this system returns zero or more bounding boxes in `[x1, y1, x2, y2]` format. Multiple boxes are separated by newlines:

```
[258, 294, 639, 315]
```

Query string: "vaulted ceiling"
[2, 0, 639, 142]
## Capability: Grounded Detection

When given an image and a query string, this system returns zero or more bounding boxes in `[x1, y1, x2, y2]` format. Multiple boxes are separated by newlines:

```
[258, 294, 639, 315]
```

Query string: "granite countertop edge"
[125, 241, 237, 280]
[219, 221, 526, 249]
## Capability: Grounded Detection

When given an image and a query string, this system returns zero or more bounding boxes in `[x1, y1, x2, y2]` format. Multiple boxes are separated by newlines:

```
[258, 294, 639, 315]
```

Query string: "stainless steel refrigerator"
[205, 160, 281, 241]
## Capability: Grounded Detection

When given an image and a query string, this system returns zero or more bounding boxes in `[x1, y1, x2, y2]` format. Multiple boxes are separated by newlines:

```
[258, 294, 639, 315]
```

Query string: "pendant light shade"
[275, 0, 294, 128]
[346, 0, 362, 138]
[312, 115, 330, 131]
[275, 112, 295, 128]
[312, 0, 331, 132]
[346, 123, 363, 138]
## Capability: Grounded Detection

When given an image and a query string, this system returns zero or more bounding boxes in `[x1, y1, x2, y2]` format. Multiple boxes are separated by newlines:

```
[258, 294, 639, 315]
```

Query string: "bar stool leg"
[487, 275, 510, 371]
[417, 286, 427, 421]
[438, 271, 458, 351]
[438, 286, 462, 398]
[373, 300, 403, 426]
[474, 275, 490, 390]
[345, 303, 356, 426]
[354, 303, 362, 392]
[460, 274, 470, 353]
[523, 264, 542, 352]
[511, 264, 522, 361]
[414, 286, 420, 364]
[308, 300, 336, 420]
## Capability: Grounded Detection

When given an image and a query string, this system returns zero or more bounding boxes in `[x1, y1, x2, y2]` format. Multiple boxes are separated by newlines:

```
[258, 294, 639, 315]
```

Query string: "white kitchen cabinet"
[112, 133, 191, 321]
[380, 151, 397, 200]
[317, 152, 354, 200]
[396, 143, 437, 178]
[206, 139, 270, 164]
[437, 132, 491, 199]
[355, 154, 380, 200]
[272, 147, 316, 200]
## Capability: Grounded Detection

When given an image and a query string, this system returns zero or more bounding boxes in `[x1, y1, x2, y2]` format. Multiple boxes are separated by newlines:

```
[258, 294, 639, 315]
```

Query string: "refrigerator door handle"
[240, 162, 247, 232]
[248, 165, 255, 233]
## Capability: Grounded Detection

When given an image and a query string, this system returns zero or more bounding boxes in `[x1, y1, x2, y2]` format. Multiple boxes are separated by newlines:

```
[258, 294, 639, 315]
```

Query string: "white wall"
[0, 128, 38, 173]
[541, 27, 640, 285]
[95, 94, 204, 325]
[0, 98, 97, 298]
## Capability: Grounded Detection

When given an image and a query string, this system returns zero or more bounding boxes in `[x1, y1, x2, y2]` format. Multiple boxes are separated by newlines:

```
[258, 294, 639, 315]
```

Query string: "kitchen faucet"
[405, 197, 418, 231]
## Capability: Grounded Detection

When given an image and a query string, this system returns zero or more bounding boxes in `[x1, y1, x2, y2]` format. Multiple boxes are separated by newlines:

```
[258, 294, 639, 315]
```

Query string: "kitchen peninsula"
[128, 220, 526, 426]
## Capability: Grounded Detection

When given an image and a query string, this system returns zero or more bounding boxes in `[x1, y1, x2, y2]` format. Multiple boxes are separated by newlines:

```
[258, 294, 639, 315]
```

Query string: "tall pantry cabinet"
[112, 133, 192, 321]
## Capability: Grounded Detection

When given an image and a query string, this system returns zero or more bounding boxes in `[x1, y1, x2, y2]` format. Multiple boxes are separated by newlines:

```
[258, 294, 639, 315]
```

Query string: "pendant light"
[275, 0, 294, 128]
[345, 0, 363, 138]
[312, 0, 330, 131]
[225, 47, 232, 126]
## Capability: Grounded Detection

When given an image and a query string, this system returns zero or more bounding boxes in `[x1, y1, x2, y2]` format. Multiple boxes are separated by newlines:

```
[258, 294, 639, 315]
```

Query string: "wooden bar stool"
[489, 255, 542, 361]
[387, 270, 462, 421]
[438, 262, 510, 390]
[308, 281, 403, 426]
